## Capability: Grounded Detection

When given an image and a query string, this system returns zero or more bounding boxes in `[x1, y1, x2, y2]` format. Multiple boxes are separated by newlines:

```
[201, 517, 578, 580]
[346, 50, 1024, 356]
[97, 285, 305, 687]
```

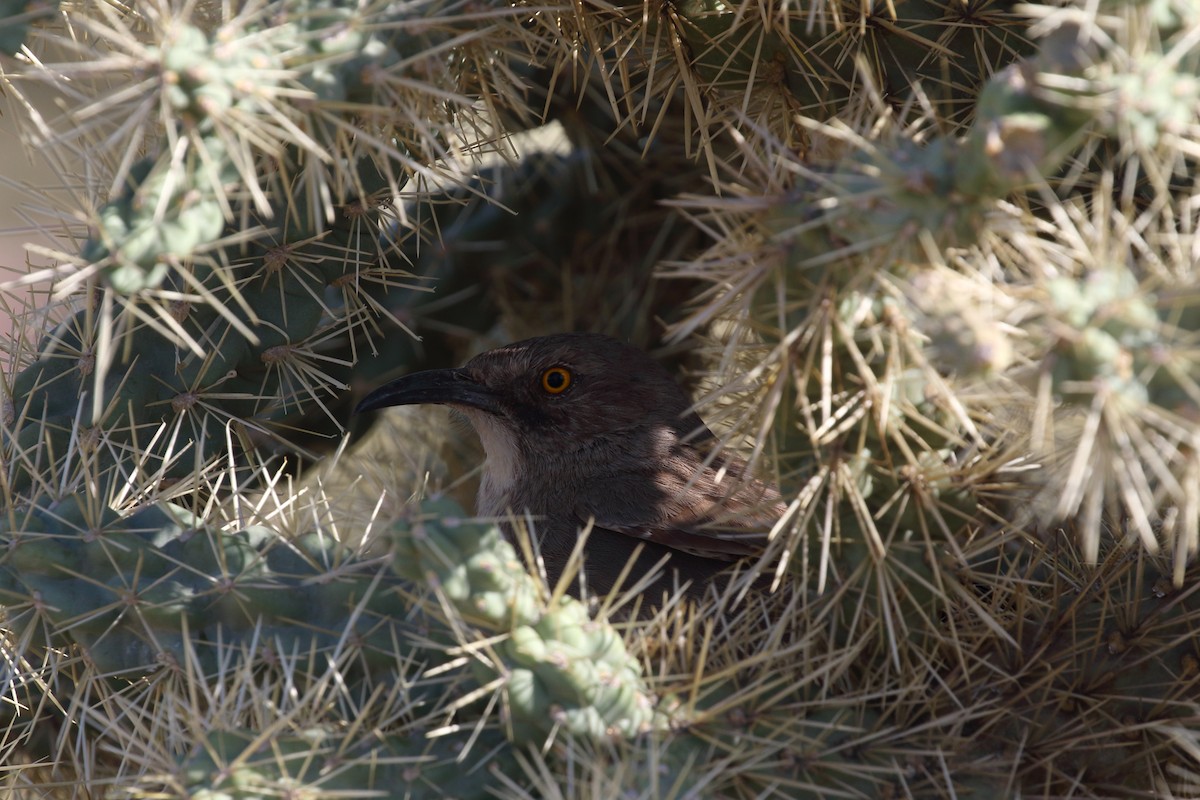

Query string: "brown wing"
[574, 450, 782, 562]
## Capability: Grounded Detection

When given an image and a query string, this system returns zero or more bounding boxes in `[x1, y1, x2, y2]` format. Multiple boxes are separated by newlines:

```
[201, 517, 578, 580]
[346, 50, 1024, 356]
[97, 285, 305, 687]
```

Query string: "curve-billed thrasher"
[356, 333, 784, 608]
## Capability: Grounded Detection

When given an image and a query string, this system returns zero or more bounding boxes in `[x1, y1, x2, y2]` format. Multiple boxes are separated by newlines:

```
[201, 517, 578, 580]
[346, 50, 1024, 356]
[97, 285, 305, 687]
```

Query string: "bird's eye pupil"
[541, 367, 571, 394]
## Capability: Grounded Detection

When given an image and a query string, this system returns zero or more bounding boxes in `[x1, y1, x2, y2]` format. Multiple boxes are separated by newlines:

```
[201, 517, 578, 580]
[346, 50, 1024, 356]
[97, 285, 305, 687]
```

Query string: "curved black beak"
[354, 368, 503, 415]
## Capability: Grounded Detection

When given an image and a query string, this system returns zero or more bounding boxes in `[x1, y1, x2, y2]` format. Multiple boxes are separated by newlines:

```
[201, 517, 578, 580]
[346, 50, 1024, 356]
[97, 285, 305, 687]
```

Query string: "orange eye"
[541, 367, 572, 394]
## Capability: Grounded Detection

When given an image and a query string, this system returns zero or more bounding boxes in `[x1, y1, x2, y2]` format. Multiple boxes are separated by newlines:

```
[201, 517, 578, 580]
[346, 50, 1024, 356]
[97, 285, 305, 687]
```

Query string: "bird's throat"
[460, 409, 522, 518]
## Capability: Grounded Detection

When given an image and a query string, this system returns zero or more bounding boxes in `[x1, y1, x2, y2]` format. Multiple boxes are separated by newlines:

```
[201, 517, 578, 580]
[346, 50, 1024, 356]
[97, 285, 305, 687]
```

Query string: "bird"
[355, 332, 784, 611]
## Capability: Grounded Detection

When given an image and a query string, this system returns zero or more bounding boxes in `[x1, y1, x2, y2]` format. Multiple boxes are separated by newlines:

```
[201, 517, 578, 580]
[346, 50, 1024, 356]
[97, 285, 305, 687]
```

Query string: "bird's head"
[354, 333, 710, 461]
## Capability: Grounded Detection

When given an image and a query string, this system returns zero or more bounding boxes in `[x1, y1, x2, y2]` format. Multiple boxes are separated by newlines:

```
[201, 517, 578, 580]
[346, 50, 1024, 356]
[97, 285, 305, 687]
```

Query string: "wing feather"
[574, 448, 781, 563]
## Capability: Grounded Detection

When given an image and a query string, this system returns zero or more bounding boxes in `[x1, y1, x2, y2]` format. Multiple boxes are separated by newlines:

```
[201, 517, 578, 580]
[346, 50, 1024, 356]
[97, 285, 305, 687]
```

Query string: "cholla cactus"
[3, 0, 1200, 796]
